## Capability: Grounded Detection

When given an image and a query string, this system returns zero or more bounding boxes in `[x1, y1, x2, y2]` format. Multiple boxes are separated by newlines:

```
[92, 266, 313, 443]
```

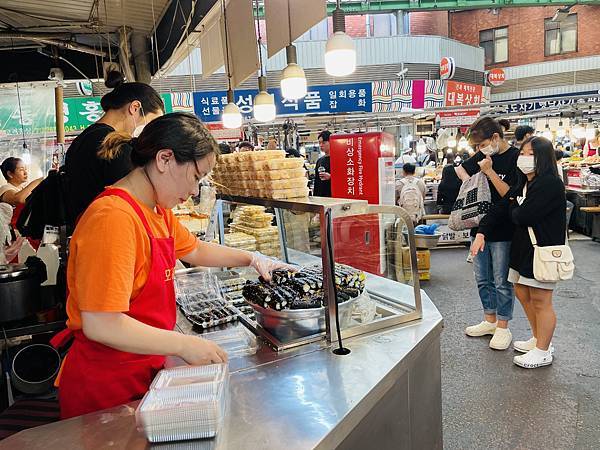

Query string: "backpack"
[399, 178, 424, 224]
[448, 172, 492, 231]
[16, 167, 71, 240]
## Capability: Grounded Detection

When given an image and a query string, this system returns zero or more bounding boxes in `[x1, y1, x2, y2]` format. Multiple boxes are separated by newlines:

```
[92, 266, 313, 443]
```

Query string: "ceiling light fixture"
[221, 0, 242, 129]
[325, 0, 356, 77]
[280, 0, 307, 100]
[253, 0, 275, 122]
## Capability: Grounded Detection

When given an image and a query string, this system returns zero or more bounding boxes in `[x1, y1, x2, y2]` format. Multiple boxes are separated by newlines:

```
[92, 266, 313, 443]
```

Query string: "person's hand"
[4, 236, 25, 261]
[470, 233, 486, 257]
[250, 252, 297, 282]
[319, 172, 331, 181]
[478, 156, 493, 175]
[178, 335, 228, 365]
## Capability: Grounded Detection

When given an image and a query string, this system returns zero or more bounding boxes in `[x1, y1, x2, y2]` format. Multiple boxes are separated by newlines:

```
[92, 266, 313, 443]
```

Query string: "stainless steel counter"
[2, 268, 443, 450]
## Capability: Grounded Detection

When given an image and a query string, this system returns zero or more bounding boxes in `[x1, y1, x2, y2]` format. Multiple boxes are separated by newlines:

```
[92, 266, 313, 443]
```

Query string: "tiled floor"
[423, 239, 600, 450]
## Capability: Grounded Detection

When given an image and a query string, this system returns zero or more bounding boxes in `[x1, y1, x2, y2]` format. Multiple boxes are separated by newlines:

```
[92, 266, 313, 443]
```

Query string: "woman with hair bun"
[64, 75, 165, 229]
[457, 117, 523, 351]
[56, 113, 293, 419]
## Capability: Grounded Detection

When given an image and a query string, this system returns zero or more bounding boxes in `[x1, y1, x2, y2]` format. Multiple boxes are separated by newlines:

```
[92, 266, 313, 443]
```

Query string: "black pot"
[0, 263, 43, 322]
[11, 344, 61, 395]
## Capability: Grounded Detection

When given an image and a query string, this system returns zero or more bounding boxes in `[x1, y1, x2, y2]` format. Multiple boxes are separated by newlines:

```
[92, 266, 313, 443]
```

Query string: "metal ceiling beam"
[253, 0, 600, 15]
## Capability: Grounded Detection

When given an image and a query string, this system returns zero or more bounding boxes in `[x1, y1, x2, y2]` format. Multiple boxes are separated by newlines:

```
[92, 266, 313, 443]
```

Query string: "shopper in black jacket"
[472, 137, 566, 369]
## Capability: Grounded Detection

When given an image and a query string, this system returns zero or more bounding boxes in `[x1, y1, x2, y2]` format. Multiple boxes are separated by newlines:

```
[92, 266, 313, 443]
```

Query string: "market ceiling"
[1, 0, 600, 84]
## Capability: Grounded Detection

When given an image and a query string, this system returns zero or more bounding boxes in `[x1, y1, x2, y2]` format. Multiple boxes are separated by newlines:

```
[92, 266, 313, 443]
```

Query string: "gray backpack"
[448, 172, 492, 231]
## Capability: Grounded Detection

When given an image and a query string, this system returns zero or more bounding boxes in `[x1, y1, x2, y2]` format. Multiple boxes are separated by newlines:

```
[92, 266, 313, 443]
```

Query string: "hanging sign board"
[436, 110, 480, 127]
[487, 68, 506, 87]
[445, 81, 484, 107]
[440, 57, 456, 80]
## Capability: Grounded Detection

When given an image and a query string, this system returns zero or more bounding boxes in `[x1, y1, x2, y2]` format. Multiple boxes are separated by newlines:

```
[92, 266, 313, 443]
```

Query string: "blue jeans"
[472, 239, 514, 321]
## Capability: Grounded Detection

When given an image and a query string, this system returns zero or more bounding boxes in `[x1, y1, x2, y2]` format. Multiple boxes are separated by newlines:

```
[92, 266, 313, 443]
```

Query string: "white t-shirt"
[0, 183, 25, 202]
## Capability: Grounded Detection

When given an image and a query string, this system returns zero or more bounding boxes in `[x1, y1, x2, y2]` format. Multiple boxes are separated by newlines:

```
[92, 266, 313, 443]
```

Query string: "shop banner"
[445, 81, 486, 107]
[372, 80, 444, 112]
[206, 123, 243, 141]
[487, 68, 506, 87]
[440, 57, 456, 80]
[503, 90, 600, 114]
[436, 110, 480, 127]
[193, 82, 372, 123]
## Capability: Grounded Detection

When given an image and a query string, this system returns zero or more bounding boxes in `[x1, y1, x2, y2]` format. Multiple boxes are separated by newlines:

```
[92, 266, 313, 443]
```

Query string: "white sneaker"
[514, 347, 553, 369]
[465, 320, 497, 337]
[466, 253, 474, 263]
[489, 327, 512, 350]
[514, 337, 555, 355]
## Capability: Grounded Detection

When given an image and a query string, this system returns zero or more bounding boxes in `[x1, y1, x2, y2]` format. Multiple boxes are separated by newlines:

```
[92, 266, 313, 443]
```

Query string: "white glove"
[249, 252, 297, 282]
[4, 236, 26, 262]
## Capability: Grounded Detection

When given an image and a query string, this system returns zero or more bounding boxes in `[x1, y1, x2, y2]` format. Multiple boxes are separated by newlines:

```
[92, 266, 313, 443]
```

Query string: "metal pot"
[0, 264, 43, 322]
[11, 344, 61, 395]
[251, 296, 359, 342]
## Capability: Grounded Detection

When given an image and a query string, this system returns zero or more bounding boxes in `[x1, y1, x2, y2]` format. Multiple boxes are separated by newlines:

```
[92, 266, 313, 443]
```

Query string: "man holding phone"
[313, 130, 332, 197]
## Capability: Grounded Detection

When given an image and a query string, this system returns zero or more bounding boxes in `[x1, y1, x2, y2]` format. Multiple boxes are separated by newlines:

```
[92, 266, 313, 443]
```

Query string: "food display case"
[213, 195, 424, 352]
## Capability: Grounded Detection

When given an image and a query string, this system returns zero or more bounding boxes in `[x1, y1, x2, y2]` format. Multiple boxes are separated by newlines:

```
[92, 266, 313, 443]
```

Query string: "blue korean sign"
[501, 89, 600, 114]
[192, 82, 372, 123]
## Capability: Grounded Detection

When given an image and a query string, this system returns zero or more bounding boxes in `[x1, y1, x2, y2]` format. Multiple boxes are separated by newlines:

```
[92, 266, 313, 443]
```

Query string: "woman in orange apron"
[54, 113, 291, 419]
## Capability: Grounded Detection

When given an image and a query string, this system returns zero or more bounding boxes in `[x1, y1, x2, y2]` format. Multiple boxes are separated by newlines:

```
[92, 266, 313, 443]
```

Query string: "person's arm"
[181, 240, 253, 268]
[455, 152, 483, 182]
[470, 198, 511, 256]
[477, 156, 510, 197]
[0, 178, 43, 205]
[512, 178, 565, 226]
[81, 312, 227, 364]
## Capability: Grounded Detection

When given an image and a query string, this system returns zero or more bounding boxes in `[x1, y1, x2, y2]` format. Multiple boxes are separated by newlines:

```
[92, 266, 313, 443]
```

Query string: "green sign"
[1, 90, 174, 137]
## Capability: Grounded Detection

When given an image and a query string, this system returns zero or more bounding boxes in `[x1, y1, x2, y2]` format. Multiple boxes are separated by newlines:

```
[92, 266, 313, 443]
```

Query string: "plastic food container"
[136, 364, 229, 443]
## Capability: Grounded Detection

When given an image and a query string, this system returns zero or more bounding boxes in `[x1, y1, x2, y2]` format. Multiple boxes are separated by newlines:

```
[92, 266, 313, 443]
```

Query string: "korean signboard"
[436, 110, 480, 127]
[487, 68, 506, 87]
[504, 91, 600, 114]
[192, 82, 372, 123]
[445, 81, 485, 107]
[440, 57, 456, 80]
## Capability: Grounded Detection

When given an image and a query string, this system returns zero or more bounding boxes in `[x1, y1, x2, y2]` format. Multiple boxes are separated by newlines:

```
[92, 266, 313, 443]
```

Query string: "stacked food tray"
[176, 271, 243, 330]
[211, 150, 309, 199]
[136, 364, 228, 443]
[229, 206, 280, 258]
[221, 232, 256, 252]
[242, 264, 366, 311]
[219, 276, 255, 320]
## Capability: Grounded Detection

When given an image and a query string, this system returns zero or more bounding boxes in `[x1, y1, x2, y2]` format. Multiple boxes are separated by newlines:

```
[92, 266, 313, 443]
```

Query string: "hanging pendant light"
[325, 0, 356, 77]
[221, 0, 242, 129]
[254, 76, 276, 122]
[416, 138, 427, 154]
[458, 136, 468, 150]
[556, 120, 566, 138]
[542, 121, 553, 140]
[280, 1, 307, 100]
[252, 0, 276, 122]
[572, 119, 585, 139]
[223, 89, 243, 129]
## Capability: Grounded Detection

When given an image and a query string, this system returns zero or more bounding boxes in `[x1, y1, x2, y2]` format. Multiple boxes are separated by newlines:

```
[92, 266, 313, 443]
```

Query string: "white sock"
[533, 346, 551, 356]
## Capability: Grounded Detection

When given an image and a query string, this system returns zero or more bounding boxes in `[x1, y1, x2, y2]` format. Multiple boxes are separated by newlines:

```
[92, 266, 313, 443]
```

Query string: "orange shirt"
[66, 189, 198, 329]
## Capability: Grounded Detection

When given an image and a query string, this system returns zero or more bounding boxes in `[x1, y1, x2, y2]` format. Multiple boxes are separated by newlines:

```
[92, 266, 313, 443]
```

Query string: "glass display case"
[214, 195, 424, 351]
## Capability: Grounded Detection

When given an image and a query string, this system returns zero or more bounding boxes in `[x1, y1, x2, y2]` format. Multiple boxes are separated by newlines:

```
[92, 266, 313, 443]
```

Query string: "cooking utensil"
[11, 344, 61, 395]
[0, 264, 43, 323]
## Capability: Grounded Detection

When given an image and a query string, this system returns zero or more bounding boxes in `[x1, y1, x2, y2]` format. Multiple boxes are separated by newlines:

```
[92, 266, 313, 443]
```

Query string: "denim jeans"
[472, 239, 514, 321]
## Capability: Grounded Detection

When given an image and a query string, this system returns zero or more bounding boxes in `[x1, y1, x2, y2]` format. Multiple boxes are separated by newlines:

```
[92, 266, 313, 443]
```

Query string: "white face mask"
[517, 155, 535, 174]
[131, 104, 146, 138]
[480, 142, 499, 156]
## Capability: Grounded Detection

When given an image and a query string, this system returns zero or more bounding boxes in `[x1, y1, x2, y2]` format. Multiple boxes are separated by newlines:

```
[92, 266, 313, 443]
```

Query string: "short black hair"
[514, 125, 535, 142]
[1, 157, 21, 181]
[218, 142, 232, 154]
[318, 130, 331, 142]
[238, 141, 254, 150]
[522, 136, 558, 177]
[403, 163, 416, 174]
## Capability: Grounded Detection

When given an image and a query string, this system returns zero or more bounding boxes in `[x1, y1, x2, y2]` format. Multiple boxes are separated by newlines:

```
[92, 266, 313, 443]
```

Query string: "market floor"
[423, 239, 600, 450]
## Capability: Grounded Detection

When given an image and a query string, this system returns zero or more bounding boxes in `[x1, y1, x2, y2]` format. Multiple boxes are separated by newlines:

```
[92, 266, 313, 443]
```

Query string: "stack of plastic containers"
[136, 363, 229, 443]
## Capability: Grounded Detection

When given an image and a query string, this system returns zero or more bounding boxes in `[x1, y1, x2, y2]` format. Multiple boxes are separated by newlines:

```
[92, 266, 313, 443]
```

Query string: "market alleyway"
[424, 238, 600, 450]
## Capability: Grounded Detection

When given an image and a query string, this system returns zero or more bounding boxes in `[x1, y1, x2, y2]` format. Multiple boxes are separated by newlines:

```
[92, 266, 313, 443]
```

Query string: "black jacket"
[437, 165, 461, 214]
[478, 173, 566, 279]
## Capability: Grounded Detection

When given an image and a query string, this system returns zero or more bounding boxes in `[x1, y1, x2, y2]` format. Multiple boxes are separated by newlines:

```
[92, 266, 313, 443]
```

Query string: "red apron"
[56, 188, 176, 419]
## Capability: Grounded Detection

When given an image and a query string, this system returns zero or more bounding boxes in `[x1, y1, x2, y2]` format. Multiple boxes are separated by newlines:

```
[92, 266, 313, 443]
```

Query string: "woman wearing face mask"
[54, 113, 292, 418]
[455, 117, 522, 351]
[472, 137, 565, 368]
[64, 74, 164, 230]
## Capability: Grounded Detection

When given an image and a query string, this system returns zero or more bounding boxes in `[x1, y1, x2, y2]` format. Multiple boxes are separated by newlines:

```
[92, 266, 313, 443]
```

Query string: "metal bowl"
[251, 296, 359, 342]
[403, 231, 442, 249]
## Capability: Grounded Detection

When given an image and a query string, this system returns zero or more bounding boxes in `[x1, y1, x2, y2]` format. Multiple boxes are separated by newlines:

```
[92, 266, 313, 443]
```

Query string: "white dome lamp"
[252, 2, 276, 123]
[585, 117, 597, 140]
[447, 132, 457, 148]
[325, 0, 356, 77]
[543, 122, 553, 140]
[458, 136, 469, 150]
[222, 89, 243, 129]
[254, 77, 276, 122]
[416, 138, 427, 154]
[220, 0, 243, 129]
[281, 44, 307, 100]
[556, 114, 566, 138]
[572, 119, 585, 139]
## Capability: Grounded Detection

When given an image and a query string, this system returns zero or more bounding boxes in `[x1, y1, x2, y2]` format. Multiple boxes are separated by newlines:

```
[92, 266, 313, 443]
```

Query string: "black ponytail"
[100, 76, 165, 115]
